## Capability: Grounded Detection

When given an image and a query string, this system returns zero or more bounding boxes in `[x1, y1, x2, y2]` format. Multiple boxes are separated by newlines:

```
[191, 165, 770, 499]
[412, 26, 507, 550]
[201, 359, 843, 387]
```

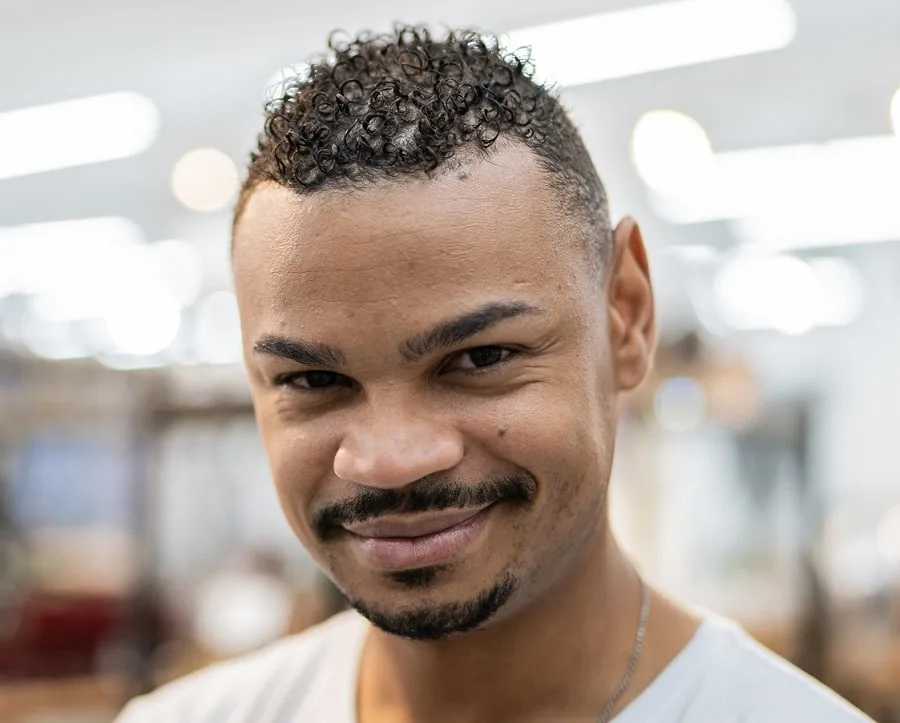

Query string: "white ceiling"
[1, 0, 899, 339]
[1, 0, 897, 228]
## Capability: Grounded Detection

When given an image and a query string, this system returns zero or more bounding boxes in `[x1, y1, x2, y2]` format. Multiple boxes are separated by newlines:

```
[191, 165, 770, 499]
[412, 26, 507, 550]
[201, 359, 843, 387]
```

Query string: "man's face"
[233, 145, 653, 639]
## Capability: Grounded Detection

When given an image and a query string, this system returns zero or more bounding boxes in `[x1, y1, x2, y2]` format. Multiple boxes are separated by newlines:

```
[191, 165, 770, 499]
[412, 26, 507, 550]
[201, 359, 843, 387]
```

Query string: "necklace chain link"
[596, 577, 651, 723]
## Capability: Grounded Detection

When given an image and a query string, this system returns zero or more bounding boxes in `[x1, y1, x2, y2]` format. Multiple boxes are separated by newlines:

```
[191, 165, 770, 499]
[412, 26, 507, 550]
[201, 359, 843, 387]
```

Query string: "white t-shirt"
[115, 611, 872, 722]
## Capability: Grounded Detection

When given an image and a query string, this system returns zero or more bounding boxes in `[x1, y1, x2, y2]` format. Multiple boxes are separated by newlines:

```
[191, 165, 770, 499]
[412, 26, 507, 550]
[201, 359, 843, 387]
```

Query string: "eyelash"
[273, 346, 520, 392]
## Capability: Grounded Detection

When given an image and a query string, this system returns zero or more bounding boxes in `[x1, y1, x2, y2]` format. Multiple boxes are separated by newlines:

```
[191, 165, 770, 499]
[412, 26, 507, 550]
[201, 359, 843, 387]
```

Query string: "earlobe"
[607, 218, 656, 393]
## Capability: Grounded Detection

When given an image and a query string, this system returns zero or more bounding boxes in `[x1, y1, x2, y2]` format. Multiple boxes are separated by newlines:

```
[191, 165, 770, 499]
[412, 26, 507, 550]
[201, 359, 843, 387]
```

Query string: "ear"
[605, 218, 656, 392]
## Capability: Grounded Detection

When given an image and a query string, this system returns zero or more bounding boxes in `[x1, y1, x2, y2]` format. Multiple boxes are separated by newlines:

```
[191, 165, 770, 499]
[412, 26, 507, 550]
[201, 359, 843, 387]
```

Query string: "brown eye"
[466, 346, 505, 368]
[276, 370, 346, 391]
[446, 346, 514, 374]
[303, 371, 340, 389]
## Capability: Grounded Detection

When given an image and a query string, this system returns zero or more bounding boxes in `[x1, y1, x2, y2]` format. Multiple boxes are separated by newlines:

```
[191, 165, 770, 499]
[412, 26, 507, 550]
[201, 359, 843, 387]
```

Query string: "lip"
[343, 506, 491, 538]
[347, 505, 493, 571]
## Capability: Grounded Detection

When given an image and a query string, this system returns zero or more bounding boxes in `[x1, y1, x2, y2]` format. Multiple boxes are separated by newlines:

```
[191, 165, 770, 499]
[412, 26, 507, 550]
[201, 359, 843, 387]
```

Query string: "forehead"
[232, 147, 593, 334]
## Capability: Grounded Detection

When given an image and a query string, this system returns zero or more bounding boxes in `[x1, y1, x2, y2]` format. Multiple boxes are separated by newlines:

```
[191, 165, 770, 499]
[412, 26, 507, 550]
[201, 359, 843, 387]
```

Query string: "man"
[117, 26, 871, 723]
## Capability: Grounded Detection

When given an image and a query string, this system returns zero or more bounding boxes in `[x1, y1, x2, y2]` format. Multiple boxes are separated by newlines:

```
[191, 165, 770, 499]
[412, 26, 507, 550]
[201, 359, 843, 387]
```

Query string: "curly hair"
[236, 25, 612, 265]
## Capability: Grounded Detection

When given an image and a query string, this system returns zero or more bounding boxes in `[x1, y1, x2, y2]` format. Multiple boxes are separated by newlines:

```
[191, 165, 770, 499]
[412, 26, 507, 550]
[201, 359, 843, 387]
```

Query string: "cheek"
[533, 417, 610, 527]
[467, 378, 615, 518]
[254, 405, 338, 539]
[473, 364, 612, 465]
[475, 389, 611, 590]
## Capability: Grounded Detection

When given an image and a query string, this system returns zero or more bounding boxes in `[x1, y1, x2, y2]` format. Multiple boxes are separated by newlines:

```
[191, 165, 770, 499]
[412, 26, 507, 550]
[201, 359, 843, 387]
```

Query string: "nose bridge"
[333, 385, 464, 488]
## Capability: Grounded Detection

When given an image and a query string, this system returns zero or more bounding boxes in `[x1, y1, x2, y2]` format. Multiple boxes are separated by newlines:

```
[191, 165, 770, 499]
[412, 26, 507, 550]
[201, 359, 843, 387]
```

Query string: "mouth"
[344, 504, 494, 572]
[343, 505, 492, 538]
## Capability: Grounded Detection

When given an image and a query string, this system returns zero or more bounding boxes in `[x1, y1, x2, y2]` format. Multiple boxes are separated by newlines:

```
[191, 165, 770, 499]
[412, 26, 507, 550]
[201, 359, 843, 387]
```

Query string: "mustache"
[312, 473, 537, 541]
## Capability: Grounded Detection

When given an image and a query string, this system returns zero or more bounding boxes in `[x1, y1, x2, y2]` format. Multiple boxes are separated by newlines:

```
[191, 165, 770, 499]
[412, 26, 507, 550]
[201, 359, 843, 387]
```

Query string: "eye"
[275, 370, 348, 391]
[444, 345, 515, 374]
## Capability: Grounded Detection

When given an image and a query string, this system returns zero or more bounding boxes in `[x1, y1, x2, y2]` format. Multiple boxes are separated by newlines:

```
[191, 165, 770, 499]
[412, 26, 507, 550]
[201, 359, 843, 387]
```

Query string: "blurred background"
[2, 0, 899, 720]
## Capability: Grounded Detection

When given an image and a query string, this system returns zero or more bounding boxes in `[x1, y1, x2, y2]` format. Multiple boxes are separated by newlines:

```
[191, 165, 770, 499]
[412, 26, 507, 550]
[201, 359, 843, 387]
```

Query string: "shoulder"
[114, 611, 368, 723]
[694, 616, 872, 722]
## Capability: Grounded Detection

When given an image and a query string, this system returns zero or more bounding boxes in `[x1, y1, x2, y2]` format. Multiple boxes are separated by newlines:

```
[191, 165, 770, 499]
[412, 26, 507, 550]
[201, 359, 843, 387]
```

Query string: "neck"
[357, 528, 689, 723]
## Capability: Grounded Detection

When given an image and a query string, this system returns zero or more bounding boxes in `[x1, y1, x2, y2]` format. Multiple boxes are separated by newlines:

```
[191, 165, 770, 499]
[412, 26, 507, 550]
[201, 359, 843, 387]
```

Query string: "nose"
[333, 404, 465, 489]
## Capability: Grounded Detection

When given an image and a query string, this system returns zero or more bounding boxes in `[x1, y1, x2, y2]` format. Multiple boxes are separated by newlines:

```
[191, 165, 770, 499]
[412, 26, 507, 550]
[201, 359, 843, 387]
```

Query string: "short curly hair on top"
[236, 25, 612, 266]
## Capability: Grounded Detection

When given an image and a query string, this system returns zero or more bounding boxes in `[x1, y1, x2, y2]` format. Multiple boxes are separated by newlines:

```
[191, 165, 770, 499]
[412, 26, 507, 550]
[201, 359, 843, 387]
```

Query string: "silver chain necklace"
[596, 577, 651, 723]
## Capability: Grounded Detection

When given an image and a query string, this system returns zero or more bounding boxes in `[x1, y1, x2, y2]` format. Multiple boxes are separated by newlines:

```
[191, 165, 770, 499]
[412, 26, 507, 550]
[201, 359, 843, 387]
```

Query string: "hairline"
[231, 140, 610, 275]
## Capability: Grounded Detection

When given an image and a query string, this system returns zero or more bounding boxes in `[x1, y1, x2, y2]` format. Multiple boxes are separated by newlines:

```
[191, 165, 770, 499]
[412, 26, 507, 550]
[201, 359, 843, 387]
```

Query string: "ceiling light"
[631, 110, 714, 193]
[716, 255, 819, 335]
[0, 217, 144, 298]
[505, 0, 796, 88]
[635, 113, 900, 248]
[713, 254, 864, 334]
[105, 286, 181, 356]
[0, 219, 198, 310]
[648, 133, 900, 223]
[171, 148, 240, 213]
[730, 203, 900, 251]
[0, 218, 198, 360]
[0, 92, 159, 180]
[20, 316, 92, 361]
[807, 258, 866, 326]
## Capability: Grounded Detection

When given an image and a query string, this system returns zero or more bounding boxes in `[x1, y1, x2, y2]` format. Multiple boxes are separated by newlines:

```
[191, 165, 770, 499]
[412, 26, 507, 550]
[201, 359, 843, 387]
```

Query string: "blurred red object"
[0, 590, 130, 679]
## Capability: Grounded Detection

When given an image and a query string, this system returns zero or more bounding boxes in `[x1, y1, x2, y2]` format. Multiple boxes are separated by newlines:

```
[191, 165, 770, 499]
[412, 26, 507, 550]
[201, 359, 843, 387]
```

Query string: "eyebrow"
[399, 300, 543, 363]
[252, 300, 543, 369]
[253, 336, 349, 368]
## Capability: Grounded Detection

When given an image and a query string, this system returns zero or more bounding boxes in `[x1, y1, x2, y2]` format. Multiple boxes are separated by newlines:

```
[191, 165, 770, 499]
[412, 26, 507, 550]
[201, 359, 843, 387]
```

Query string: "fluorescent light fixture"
[24, 284, 181, 361]
[0, 219, 200, 306]
[0, 217, 194, 361]
[20, 316, 92, 361]
[713, 254, 864, 334]
[105, 286, 181, 356]
[807, 257, 867, 326]
[633, 108, 900, 248]
[0, 217, 145, 298]
[505, 0, 796, 87]
[693, 135, 900, 248]
[892, 87, 900, 137]
[0, 92, 159, 180]
[731, 202, 900, 251]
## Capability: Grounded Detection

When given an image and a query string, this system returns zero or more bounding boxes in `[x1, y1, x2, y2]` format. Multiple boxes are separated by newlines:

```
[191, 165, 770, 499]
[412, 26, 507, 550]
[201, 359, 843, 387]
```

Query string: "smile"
[343, 505, 493, 571]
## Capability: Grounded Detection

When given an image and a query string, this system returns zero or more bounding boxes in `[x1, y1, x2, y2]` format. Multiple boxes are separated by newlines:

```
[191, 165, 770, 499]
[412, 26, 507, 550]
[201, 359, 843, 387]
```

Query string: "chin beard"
[347, 573, 518, 640]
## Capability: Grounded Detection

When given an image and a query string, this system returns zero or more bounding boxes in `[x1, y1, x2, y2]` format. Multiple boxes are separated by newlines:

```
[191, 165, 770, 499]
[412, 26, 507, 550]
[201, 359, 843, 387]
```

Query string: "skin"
[233, 144, 700, 722]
